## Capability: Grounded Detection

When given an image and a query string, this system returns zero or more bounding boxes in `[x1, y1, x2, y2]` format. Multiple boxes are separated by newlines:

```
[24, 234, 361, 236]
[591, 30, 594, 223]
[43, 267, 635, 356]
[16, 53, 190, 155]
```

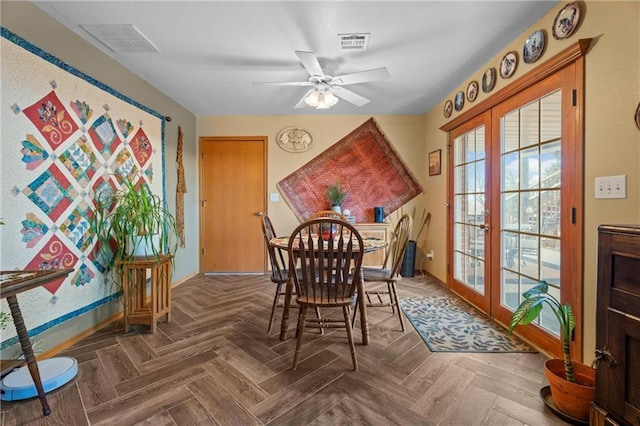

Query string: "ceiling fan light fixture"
[307, 89, 339, 109]
[304, 90, 320, 107]
[323, 90, 339, 107]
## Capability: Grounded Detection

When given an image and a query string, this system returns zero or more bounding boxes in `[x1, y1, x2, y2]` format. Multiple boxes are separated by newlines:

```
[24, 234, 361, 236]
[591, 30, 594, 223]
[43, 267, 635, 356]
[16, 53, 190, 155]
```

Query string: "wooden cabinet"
[591, 225, 640, 426]
[354, 223, 389, 268]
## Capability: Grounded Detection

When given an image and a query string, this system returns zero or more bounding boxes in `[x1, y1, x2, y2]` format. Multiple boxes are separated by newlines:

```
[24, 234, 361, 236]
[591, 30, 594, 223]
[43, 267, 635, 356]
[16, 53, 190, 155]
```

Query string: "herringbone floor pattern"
[1, 274, 568, 425]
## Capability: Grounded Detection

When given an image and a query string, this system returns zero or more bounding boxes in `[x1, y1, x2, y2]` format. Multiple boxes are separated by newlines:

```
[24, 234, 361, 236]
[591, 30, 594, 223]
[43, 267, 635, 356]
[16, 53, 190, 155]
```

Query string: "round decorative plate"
[500, 51, 518, 79]
[466, 81, 479, 102]
[635, 102, 640, 130]
[276, 127, 313, 153]
[482, 67, 496, 93]
[552, 2, 580, 40]
[523, 29, 545, 64]
[444, 100, 453, 118]
[454, 91, 465, 112]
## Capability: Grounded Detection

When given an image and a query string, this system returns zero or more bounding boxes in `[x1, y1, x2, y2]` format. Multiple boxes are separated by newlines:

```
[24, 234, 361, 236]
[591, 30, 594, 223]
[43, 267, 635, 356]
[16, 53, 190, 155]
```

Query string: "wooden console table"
[116, 255, 173, 333]
[0, 268, 73, 416]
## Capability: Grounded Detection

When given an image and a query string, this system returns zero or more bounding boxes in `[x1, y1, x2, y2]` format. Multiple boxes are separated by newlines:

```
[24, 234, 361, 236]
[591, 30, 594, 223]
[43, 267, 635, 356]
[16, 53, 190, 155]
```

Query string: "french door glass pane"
[453, 125, 486, 295]
[500, 90, 562, 337]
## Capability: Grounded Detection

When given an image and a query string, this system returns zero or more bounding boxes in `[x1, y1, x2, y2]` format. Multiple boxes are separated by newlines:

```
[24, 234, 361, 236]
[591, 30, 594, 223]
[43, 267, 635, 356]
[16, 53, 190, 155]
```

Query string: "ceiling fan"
[253, 51, 390, 109]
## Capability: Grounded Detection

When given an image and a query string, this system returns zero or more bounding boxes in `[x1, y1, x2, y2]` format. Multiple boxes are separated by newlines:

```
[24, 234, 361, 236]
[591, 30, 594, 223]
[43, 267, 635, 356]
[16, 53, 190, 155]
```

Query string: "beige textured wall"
[423, 0, 640, 360]
[197, 114, 427, 249]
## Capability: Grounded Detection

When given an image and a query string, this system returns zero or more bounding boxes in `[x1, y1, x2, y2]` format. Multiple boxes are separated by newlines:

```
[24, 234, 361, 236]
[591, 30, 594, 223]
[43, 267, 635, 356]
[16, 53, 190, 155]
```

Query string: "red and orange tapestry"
[277, 118, 423, 222]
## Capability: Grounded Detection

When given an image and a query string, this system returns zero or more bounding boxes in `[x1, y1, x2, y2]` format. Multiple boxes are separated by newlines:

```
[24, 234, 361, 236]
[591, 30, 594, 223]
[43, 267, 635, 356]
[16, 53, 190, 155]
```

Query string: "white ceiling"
[32, 1, 559, 116]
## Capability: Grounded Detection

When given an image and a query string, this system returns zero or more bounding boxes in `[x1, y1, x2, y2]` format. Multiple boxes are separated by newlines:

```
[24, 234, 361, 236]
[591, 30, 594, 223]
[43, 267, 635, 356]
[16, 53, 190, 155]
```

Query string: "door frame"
[198, 136, 268, 274]
[441, 39, 590, 360]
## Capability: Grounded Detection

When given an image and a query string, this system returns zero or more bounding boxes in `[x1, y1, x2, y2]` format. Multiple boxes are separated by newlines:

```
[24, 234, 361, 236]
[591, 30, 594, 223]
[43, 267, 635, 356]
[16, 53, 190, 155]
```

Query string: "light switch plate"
[595, 175, 626, 199]
[270, 192, 280, 202]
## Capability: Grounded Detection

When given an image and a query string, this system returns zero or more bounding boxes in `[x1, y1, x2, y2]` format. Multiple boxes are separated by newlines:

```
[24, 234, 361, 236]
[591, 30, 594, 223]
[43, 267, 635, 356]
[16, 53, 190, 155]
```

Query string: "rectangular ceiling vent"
[338, 33, 370, 50]
[80, 24, 160, 53]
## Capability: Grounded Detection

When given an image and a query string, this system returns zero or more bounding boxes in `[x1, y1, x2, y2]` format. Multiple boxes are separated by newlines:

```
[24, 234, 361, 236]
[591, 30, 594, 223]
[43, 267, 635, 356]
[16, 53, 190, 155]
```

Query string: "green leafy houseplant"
[509, 280, 577, 382]
[509, 280, 595, 421]
[327, 181, 347, 207]
[91, 174, 178, 283]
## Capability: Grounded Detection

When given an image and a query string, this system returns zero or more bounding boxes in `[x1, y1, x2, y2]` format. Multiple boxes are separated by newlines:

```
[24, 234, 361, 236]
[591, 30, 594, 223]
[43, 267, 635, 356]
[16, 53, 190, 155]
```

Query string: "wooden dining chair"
[310, 210, 348, 221]
[288, 218, 364, 371]
[261, 215, 321, 334]
[352, 213, 412, 331]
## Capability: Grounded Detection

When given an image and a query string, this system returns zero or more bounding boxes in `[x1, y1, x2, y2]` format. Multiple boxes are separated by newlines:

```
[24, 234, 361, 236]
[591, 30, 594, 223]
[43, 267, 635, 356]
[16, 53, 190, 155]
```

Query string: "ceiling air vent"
[338, 33, 370, 51]
[80, 24, 160, 53]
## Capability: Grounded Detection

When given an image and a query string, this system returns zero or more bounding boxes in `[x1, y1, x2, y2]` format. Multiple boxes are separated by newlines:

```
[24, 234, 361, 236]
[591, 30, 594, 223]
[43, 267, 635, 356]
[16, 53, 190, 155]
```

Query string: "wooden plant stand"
[116, 255, 173, 333]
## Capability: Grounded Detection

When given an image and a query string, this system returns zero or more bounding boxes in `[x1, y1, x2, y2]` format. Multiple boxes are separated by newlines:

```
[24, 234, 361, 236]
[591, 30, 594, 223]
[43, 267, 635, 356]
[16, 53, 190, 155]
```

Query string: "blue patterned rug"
[400, 296, 537, 353]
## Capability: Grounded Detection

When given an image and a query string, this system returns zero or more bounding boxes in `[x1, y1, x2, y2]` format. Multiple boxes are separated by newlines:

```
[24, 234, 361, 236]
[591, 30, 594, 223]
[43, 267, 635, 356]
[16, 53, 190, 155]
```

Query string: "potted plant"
[509, 280, 595, 421]
[327, 181, 347, 214]
[91, 174, 178, 289]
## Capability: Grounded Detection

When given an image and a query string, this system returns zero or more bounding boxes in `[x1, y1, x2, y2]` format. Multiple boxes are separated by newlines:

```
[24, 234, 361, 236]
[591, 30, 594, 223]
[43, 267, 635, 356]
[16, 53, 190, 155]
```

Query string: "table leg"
[279, 276, 294, 341]
[6, 295, 51, 416]
[357, 272, 369, 345]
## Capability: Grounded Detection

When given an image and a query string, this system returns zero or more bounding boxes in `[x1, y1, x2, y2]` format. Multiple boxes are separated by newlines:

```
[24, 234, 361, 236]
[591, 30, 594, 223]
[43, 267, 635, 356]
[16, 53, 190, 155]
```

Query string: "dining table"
[269, 235, 387, 345]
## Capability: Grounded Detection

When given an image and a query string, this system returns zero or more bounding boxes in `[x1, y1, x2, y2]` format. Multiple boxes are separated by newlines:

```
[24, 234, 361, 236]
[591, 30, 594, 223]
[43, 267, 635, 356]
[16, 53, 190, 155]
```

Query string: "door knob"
[255, 211, 263, 217]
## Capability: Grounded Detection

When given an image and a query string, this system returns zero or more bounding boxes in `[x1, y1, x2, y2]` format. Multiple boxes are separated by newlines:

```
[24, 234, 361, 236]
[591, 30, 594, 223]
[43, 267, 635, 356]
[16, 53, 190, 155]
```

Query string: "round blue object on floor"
[1, 357, 78, 401]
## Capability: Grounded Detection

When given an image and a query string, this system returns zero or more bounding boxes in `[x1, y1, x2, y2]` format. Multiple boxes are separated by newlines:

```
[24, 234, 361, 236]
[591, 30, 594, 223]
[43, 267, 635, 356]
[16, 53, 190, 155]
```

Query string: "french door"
[448, 63, 584, 358]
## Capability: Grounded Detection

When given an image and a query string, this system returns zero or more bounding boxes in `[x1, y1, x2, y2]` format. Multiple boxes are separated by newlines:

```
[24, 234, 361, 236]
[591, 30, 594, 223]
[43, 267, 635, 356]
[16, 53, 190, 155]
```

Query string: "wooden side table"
[0, 269, 73, 416]
[116, 255, 173, 333]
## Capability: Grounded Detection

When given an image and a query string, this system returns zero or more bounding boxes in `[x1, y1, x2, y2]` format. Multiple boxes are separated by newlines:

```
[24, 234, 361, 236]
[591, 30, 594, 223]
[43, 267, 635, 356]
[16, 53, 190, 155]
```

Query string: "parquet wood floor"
[1, 274, 569, 425]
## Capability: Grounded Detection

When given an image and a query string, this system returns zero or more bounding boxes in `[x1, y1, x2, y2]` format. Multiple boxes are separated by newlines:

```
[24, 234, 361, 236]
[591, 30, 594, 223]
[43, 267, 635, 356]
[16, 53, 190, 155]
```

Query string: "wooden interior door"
[200, 137, 266, 273]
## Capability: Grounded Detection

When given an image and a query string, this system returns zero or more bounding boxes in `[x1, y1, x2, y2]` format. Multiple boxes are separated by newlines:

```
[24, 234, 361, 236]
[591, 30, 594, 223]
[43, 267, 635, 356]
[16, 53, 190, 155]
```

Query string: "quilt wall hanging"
[277, 117, 423, 222]
[0, 28, 166, 350]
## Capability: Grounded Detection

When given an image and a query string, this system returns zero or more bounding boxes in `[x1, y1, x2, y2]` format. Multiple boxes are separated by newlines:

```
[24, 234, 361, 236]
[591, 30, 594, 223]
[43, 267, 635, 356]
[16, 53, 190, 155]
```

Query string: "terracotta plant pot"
[544, 358, 595, 421]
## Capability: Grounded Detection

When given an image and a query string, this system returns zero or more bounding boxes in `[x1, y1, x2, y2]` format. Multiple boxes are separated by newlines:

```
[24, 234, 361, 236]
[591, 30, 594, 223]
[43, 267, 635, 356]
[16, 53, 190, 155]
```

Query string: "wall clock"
[276, 127, 314, 152]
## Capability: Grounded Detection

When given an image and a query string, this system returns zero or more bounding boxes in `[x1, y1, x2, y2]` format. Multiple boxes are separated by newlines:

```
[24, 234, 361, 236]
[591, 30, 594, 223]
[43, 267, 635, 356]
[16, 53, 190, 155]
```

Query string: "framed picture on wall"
[429, 149, 441, 176]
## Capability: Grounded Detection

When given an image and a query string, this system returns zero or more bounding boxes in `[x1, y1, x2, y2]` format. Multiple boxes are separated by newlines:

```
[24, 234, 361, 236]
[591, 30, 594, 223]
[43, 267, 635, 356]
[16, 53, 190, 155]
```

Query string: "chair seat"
[362, 267, 400, 282]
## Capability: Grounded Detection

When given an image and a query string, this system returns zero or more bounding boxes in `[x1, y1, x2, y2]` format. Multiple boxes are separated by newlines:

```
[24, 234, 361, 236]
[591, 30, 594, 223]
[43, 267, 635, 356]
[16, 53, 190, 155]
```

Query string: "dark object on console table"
[0, 269, 73, 416]
[591, 225, 640, 426]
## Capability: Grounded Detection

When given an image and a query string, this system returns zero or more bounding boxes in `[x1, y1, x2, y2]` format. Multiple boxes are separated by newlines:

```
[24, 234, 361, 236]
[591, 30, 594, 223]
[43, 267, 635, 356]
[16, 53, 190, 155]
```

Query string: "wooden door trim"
[198, 136, 268, 273]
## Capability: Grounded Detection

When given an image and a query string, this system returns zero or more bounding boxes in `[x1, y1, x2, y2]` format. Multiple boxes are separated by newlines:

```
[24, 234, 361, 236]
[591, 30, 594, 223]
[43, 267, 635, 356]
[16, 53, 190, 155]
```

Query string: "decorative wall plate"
[552, 2, 580, 40]
[482, 67, 496, 93]
[444, 100, 453, 118]
[635, 102, 640, 130]
[276, 127, 314, 152]
[454, 91, 465, 112]
[523, 29, 545, 64]
[466, 81, 479, 102]
[500, 51, 518, 79]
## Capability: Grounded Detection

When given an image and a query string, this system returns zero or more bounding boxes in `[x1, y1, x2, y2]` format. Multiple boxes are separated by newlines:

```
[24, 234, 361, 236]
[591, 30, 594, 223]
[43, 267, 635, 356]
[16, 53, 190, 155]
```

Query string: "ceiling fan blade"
[330, 86, 370, 107]
[294, 89, 315, 109]
[253, 81, 314, 86]
[331, 67, 390, 85]
[295, 50, 325, 78]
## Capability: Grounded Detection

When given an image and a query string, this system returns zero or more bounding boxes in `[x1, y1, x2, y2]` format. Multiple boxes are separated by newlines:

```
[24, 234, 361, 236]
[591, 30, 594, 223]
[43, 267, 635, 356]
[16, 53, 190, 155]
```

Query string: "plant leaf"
[523, 281, 548, 299]
[509, 297, 544, 331]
